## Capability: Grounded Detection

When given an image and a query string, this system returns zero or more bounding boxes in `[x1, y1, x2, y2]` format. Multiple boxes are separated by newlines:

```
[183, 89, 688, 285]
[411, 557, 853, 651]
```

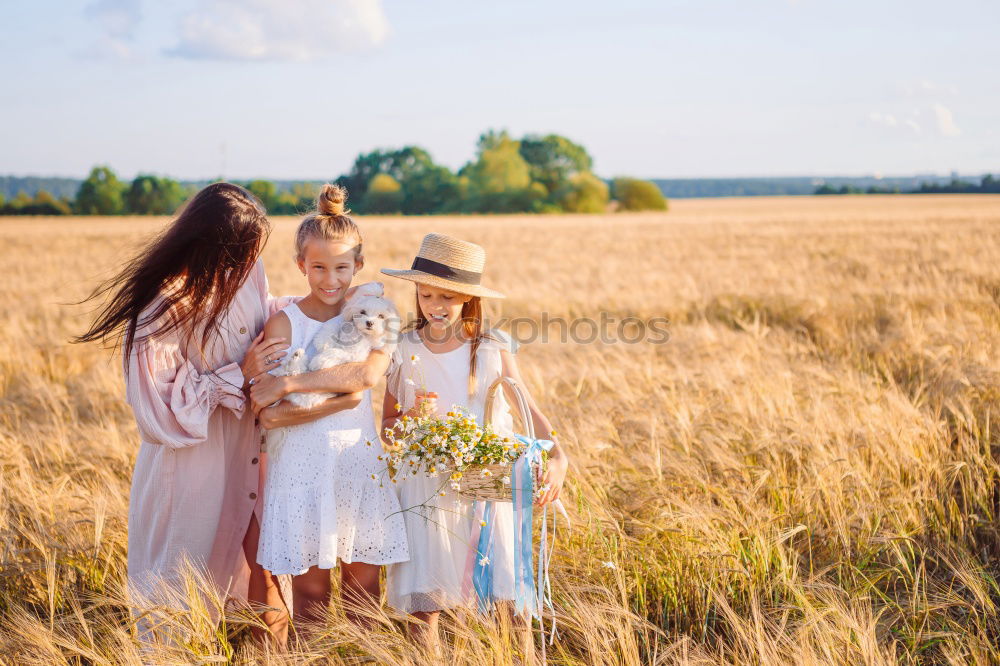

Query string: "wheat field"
[1, 194, 999, 664]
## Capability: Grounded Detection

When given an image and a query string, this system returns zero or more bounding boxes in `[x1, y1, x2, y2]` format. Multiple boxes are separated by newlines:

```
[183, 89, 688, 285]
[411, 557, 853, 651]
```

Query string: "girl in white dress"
[254, 185, 408, 627]
[379, 233, 569, 649]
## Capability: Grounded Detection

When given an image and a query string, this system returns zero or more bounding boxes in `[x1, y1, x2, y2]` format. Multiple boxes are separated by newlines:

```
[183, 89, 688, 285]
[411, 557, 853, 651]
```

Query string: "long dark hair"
[74, 182, 271, 366]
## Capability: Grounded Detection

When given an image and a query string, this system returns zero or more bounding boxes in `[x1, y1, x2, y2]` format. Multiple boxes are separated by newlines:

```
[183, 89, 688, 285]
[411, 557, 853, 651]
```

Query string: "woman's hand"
[240, 331, 289, 389]
[250, 373, 290, 414]
[536, 449, 568, 506]
[406, 390, 438, 418]
[257, 404, 280, 430]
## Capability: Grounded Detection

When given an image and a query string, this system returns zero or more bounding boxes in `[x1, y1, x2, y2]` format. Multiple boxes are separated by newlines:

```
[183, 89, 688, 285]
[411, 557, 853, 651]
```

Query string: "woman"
[76, 182, 360, 644]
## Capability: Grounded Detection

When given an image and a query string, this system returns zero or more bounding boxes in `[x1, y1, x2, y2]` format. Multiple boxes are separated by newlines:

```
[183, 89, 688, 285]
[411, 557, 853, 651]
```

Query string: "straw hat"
[380, 233, 505, 299]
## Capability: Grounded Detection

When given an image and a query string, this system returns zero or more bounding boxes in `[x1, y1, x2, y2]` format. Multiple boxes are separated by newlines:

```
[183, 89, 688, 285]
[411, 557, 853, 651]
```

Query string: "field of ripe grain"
[2, 195, 1000, 664]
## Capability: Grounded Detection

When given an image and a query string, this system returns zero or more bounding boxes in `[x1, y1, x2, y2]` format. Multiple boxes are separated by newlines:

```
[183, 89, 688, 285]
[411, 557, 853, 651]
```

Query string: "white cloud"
[85, 0, 140, 37]
[869, 112, 897, 128]
[898, 79, 959, 97]
[931, 103, 961, 137]
[869, 110, 923, 135]
[83, 0, 141, 60]
[167, 0, 389, 61]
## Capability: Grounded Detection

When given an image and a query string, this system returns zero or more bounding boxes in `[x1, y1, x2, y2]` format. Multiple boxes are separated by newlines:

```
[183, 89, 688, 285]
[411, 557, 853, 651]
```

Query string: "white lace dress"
[256, 303, 409, 576]
[385, 329, 518, 613]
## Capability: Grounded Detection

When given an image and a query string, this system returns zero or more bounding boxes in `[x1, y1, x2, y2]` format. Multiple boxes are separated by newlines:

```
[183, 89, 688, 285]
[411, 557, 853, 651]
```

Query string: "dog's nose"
[366, 321, 374, 329]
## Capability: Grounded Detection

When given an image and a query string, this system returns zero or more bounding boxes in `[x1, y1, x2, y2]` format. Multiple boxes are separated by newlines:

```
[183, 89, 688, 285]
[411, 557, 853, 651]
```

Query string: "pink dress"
[124, 258, 291, 609]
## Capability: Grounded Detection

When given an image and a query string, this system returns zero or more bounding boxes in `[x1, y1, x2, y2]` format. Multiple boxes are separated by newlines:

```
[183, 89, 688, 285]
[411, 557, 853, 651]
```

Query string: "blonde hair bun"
[317, 183, 349, 216]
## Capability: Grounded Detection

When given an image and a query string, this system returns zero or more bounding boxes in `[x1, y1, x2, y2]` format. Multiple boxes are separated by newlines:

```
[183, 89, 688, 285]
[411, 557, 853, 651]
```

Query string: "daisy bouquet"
[382, 404, 542, 501]
[378, 352, 550, 501]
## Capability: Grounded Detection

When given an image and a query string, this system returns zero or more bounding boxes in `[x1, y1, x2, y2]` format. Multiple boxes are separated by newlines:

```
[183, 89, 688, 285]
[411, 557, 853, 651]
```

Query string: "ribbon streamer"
[470, 435, 564, 662]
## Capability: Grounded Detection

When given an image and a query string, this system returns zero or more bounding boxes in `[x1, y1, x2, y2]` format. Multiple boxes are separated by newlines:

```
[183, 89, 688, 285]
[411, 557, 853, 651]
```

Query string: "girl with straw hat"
[379, 233, 569, 652]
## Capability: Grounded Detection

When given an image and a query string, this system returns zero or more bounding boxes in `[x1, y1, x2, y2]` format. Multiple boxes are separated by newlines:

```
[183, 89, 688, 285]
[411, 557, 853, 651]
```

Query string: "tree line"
[815, 174, 1000, 195]
[0, 130, 667, 216]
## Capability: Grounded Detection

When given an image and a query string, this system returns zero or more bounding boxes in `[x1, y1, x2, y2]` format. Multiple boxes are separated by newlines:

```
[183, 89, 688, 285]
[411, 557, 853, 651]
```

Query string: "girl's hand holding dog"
[240, 331, 288, 391]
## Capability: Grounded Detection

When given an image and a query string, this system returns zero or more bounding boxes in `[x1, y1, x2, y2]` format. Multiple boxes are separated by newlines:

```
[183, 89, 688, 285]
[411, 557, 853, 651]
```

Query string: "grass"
[1, 194, 999, 663]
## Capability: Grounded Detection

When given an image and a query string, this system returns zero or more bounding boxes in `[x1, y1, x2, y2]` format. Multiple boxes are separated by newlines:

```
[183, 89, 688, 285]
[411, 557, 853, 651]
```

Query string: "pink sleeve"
[125, 331, 246, 449]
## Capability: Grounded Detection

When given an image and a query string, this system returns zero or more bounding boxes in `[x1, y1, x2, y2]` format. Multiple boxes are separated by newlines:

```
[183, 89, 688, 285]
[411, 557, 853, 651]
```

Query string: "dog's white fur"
[274, 292, 399, 409]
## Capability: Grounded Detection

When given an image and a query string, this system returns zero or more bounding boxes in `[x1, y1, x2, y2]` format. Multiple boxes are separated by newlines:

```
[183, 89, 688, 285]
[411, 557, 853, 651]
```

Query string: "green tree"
[461, 132, 537, 212]
[363, 173, 404, 213]
[11, 191, 32, 210]
[30, 189, 72, 215]
[556, 172, 609, 213]
[336, 147, 457, 214]
[400, 162, 458, 215]
[126, 175, 187, 215]
[290, 182, 320, 210]
[268, 182, 320, 215]
[519, 134, 593, 196]
[475, 129, 512, 152]
[246, 180, 279, 212]
[76, 166, 126, 215]
[2, 191, 31, 214]
[270, 192, 298, 215]
[612, 178, 668, 211]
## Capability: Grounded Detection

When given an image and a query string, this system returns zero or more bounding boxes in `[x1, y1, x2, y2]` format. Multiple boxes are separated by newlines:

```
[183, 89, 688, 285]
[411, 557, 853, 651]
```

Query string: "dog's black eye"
[378, 314, 385, 319]
[359, 310, 367, 315]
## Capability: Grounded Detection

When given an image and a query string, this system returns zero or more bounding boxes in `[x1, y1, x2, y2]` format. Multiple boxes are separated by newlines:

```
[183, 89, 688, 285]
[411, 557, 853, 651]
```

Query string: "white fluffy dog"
[275, 293, 399, 409]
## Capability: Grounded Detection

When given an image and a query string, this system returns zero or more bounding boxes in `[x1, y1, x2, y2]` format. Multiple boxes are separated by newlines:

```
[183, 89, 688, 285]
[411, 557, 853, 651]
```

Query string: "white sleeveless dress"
[257, 303, 409, 575]
[385, 328, 518, 613]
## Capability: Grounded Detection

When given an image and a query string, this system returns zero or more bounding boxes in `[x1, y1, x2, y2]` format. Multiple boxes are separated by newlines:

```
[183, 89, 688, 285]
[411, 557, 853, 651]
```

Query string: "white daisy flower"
[602, 561, 616, 569]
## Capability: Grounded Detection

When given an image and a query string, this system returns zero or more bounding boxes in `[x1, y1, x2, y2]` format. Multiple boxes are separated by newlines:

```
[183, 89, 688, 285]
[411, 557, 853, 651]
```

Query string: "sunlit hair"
[294, 183, 363, 261]
[74, 182, 271, 368]
[406, 288, 496, 396]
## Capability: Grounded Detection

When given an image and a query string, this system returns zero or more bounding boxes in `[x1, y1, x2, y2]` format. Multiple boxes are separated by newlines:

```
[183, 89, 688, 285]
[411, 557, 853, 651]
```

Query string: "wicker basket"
[455, 376, 541, 502]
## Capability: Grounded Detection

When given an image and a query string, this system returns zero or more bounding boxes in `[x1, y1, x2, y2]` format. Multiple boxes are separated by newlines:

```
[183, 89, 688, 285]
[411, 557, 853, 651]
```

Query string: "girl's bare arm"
[251, 349, 389, 409]
[259, 391, 364, 429]
[381, 389, 402, 442]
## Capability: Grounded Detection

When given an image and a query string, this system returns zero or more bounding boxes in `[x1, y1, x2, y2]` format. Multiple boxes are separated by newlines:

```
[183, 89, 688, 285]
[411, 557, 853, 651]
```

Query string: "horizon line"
[0, 169, 994, 183]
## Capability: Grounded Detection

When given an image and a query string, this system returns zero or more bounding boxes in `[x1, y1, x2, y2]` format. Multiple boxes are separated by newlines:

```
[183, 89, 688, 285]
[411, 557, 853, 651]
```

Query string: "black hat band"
[410, 256, 482, 285]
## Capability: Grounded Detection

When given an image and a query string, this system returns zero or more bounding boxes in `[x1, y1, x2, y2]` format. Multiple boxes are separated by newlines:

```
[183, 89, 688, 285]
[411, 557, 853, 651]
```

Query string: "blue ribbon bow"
[471, 434, 554, 616]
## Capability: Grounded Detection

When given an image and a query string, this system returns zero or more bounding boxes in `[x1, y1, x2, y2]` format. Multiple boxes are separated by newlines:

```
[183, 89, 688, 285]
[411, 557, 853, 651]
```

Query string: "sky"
[1, 0, 998, 181]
